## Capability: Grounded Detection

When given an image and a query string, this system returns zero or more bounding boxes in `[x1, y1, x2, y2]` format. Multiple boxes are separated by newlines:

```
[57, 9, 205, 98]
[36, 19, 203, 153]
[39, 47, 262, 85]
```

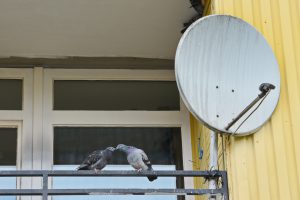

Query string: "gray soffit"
[0, 0, 196, 59]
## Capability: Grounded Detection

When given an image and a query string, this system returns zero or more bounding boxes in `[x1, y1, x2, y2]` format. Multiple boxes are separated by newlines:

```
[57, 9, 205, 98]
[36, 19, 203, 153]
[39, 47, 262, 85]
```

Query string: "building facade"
[0, 0, 299, 200]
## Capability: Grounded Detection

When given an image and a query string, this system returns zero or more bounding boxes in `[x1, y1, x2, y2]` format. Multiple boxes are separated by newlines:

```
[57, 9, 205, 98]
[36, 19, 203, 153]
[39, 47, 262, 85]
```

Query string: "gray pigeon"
[77, 147, 115, 172]
[116, 144, 157, 181]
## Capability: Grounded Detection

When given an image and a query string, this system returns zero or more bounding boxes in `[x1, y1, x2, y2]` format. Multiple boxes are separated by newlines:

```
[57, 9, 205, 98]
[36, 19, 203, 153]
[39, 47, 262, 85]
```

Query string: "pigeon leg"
[136, 169, 142, 172]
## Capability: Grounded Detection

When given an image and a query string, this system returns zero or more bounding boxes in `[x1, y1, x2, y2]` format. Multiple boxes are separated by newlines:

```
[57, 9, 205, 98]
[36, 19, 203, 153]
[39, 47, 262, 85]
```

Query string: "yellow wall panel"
[190, 115, 209, 200]
[191, 0, 300, 199]
[190, 114, 227, 200]
[208, 0, 300, 199]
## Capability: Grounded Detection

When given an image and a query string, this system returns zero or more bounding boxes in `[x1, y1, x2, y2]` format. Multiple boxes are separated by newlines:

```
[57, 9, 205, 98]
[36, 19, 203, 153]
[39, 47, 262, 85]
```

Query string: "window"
[53, 127, 183, 200]
[54, 80, 180, 110]
[0, 128, 17, 165]
[0, 79, 22, 110]
[0, 127, 18, 200]
[42, 69, 193, 199]
[54, 127, 182, 167]
[0, 68, 193, 199]
[0, 69, 32, 196]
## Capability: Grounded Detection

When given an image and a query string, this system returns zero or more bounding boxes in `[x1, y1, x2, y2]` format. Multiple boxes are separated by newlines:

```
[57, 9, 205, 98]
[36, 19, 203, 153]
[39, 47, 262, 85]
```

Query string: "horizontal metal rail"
[0, 188, 224, 195]
[0, 170, 224, 177]
[0, 170, 229, 200]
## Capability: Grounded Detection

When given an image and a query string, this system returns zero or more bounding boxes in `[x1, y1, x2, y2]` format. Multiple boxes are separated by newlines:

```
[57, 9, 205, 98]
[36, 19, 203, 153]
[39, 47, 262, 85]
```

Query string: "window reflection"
[54, 127, 184, 200]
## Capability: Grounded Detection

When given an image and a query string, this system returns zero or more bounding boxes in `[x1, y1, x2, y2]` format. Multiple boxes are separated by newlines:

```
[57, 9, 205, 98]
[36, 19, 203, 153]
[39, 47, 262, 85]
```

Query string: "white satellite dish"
[175, 15, 280, 136]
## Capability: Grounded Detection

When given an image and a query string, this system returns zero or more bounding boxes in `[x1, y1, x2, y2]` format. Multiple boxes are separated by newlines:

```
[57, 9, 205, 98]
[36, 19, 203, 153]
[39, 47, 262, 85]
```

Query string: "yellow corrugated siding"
[191, 0, 300, 199]
[191, 115, 227, 200]
[190, 116, 209, 200]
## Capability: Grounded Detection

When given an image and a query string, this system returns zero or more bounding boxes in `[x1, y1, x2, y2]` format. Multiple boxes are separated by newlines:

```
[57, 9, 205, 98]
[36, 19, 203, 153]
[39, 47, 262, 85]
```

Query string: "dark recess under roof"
[0, 57, 174, 69]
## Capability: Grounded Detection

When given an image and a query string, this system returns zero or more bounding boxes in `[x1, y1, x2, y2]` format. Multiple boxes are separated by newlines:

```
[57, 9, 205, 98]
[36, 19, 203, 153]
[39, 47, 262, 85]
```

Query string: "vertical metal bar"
[221, 171, 229, 200]
[42, 173, 48, 200]
[209, 130, 218, 200]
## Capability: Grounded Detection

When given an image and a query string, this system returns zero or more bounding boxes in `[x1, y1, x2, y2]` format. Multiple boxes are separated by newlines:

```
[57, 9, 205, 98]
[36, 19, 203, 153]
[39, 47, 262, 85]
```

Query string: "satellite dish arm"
[225, 83, 275, 131]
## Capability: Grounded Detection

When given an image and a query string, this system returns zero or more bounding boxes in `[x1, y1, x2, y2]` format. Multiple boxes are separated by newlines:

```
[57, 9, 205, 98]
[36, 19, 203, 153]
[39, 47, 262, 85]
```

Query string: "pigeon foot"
[136, 169, 142, 172]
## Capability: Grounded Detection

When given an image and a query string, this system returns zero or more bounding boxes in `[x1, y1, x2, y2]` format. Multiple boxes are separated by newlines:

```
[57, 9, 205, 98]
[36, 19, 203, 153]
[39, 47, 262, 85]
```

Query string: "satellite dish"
[175, 15, 280, 136]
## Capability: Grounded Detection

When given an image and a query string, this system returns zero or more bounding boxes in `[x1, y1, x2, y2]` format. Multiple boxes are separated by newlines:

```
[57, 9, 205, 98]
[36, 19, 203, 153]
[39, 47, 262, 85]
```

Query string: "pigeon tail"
[147, 175, 158, 182]
[77, 165, 89, 170]
[147, 168, 157, 182]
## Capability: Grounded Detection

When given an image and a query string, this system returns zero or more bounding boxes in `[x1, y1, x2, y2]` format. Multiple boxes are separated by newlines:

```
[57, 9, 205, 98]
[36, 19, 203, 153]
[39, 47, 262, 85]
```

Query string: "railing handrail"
[0, 170, 229, 200]
[0, 170, 225, 177]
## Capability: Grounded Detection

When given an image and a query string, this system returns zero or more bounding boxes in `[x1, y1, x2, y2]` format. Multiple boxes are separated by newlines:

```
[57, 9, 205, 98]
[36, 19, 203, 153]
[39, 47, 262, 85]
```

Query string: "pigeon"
[77, 146, 115, 172]
[116, 144, 157, 181]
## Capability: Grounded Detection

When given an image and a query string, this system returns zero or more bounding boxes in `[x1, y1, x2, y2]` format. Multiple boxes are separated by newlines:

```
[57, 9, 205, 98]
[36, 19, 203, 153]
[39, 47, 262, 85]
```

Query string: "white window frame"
[42, 68, 194, 190]
[0, 68, 33, 192]
[0, 69, 33, 170]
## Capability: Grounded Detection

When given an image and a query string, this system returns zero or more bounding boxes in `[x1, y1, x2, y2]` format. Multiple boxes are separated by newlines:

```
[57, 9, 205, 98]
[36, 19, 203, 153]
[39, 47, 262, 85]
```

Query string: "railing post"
[209, 130, 218, 200]
[221, 171, 229, 200]
[42, 173, 48, 200]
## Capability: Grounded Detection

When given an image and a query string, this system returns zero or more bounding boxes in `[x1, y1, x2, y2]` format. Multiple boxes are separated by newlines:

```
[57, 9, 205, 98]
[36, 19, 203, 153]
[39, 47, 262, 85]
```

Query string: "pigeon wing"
[77, 150, 103, 170]
[140, 151, 152, 170]
[140, 150, 157, 182]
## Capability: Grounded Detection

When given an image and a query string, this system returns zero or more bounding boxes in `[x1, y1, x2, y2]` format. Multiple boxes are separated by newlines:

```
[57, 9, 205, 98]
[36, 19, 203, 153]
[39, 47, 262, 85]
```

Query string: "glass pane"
[54, 127, 183, 167]
[53, 127, 184, 200]
[0, 79, 22, 110]
[0, 128, 17, 200]
[0, 128, 17, 165]
[53, 80, 180, 110]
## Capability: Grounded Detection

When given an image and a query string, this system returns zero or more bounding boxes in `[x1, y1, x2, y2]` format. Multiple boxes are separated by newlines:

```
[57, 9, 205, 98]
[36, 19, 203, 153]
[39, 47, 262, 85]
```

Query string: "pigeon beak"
[107, 147, 116, 151]
[116, 144, 125, 150]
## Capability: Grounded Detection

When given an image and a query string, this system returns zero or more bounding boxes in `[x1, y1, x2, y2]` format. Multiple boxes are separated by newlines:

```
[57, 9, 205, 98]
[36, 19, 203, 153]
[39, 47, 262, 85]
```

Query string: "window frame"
[0, 68, 33, 170]
[0, 68, 34, 195]
[42, 69, 193, 189]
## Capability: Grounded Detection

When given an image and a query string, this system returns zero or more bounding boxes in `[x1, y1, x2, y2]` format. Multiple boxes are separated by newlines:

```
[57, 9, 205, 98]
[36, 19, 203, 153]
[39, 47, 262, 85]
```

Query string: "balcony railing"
[0, 170, 229, 200]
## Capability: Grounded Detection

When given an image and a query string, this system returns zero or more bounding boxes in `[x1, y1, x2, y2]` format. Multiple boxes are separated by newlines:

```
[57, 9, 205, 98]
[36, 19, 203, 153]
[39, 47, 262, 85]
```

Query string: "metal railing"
[0, 170, 229, 200]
